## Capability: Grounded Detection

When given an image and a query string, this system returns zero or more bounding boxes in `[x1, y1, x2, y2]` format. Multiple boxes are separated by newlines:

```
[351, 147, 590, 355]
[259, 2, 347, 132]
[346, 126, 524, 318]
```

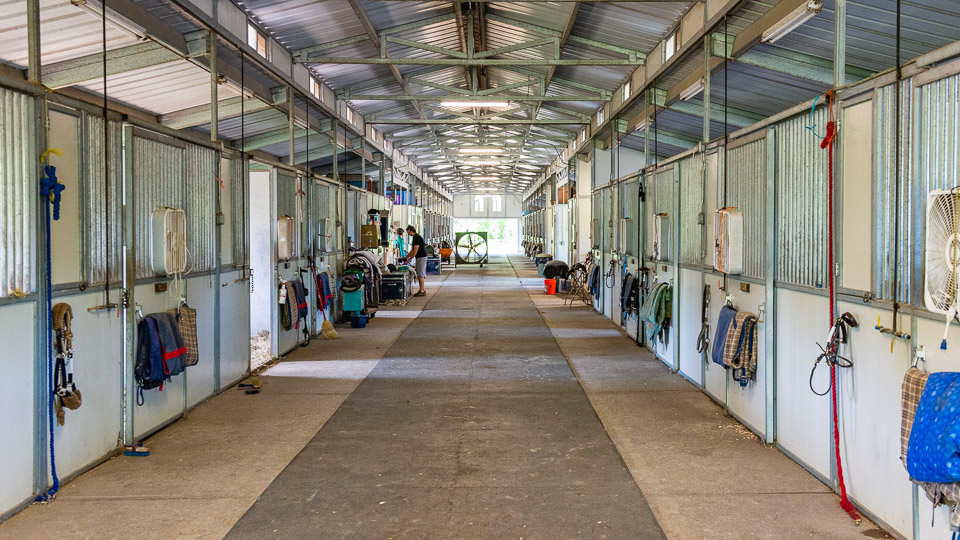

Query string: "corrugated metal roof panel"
[573, 2, 693, 54]
[0, 0, 141, 68]
[771, 0, 960, 74]
[237, 0, 366, 50]
[75, 59, 241, 115]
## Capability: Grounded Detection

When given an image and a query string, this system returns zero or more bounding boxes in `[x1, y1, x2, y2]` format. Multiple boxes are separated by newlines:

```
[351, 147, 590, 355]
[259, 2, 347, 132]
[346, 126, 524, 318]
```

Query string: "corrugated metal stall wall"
[185, 145, 217, 272]
[0, 88, 36, 297]
[133, 135, 185, 279]
[230, 157, 249, 268]
[874, 79, 914, 302]
[80, 114, 121, 285]
[651, 167, 674, 262]
[678, 152, 704, 267]
[775, 109, 828, 289]
[722, 139, 766, 279]
[0, 88, 37, 517]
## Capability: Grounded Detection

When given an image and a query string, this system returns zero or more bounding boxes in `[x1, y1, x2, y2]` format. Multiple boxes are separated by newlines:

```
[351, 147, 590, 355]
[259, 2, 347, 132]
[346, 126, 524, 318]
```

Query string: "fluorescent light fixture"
[680, 78, 705, 101]
[762, 0, 823, 44]
[440, 101, 510, 108]
[458, 147, 504, 154]
[462, 160, 501, 165]
[472, 176, 500, 181]
[475, 187, 498, 192]
[71, 0, 144, 39]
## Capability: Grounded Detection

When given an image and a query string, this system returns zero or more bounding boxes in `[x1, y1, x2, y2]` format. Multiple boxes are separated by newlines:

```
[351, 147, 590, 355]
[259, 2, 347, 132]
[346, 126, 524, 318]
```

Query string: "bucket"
[351, 314, 368, 328]
[544, 279, 557, 295]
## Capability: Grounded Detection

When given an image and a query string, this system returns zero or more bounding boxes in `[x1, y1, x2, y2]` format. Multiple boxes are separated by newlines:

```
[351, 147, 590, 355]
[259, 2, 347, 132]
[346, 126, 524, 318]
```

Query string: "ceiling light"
[761, 0, 823, 44]
[475, 187, 498, 192]
[440, 101, 510, 108]
[462, 160, 501, 166]
[71, 0, 144, 39]
[680, 78, 705, 101]
[472, 176, 501, 181]
[458, 147, 504, 154]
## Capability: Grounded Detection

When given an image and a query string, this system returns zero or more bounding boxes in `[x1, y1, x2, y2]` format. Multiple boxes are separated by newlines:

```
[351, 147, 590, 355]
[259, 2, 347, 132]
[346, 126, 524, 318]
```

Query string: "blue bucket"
[351, 314, 368, 328]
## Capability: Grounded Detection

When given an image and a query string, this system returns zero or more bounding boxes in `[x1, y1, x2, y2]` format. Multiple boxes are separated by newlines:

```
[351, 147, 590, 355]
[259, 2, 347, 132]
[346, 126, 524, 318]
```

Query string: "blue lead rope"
[37, 164, 63, 502]
[805, 91, 827, 139]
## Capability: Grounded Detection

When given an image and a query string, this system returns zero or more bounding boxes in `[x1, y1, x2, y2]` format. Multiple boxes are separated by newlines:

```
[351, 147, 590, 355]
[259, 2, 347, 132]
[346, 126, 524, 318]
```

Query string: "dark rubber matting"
[227, 256, 665, 539]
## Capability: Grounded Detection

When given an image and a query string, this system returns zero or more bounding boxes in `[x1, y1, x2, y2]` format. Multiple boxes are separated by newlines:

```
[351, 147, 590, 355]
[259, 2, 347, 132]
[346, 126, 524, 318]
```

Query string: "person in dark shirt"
[401, 225, 427, 296]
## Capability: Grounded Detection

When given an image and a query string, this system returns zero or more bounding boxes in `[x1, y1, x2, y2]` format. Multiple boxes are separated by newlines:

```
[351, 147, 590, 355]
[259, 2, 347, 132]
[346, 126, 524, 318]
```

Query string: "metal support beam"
[348, 93, 605, 102]
[732, 46, 871, 87]
[208, 32, 218, 142]
[834, 0, 846, 87]
[305, 57, 639, 66]
[668, 100, 763, 129]
[27, 0, 40, 83]
[370, 119, 586, 125]
[288, 86, 295, 166]
[243, 127, 317, 152]
[159, 96, 273, 129]
[40, 41, 181, 89]
[345, 0, 404, 88]
[292, 34, 372, 62]
[631, 127, 699, 150]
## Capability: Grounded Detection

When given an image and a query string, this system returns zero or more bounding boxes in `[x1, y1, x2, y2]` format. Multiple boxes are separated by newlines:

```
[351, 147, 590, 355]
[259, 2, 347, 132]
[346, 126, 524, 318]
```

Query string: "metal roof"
[6, 0, 960, 195]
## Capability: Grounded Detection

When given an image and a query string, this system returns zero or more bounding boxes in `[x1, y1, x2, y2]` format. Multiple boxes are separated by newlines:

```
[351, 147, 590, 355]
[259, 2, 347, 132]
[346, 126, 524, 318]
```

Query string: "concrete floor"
[0, 256, 891, 539]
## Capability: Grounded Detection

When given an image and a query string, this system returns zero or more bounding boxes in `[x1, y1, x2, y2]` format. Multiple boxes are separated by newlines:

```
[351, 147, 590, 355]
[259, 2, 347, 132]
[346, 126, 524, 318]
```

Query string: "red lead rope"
[821, 91, 860, 523]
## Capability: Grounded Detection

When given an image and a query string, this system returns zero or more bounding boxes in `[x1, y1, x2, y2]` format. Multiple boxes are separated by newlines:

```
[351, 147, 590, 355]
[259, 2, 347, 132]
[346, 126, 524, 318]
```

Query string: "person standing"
[402, 225, 427, 297]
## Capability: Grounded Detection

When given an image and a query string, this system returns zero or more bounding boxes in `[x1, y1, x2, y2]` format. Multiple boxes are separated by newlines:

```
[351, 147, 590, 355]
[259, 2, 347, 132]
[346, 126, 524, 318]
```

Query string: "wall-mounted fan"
[924, 189, 960, 350]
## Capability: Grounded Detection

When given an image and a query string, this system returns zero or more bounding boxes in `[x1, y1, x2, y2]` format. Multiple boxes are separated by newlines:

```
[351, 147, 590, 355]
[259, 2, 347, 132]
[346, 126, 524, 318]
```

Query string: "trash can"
[535, 254, 553, 276]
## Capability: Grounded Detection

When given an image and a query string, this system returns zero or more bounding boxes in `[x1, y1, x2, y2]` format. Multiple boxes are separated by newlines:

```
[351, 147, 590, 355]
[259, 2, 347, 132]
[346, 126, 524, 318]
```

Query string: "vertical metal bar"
[834, 0, 846, 87]
[27, 0, 41, 83]
[121, 123, 136, 446]
[379, 153, 385, 195]
[764, 127, 777, 444]
[33, 92, 49, 496]
[672, 164, 681, 373]
[361, 138, 366, 190]
[209, 32, 218, 142]
[213, 151, 221, 392]
[288, 88, 295, 166]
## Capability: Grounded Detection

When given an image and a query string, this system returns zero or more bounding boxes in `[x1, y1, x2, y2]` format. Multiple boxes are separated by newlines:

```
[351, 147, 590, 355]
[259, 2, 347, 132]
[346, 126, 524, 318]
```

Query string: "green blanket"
[638, 281, 672, 342]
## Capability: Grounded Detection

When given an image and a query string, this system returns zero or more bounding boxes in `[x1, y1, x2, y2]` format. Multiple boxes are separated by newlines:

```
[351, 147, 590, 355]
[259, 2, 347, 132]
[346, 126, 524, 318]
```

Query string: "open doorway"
[248, 166, 275, 371]
[452, 218, 520, 255]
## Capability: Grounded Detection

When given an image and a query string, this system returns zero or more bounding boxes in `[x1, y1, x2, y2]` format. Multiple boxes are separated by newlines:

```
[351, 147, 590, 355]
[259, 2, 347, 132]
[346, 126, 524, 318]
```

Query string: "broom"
[313, 266, 339, 340]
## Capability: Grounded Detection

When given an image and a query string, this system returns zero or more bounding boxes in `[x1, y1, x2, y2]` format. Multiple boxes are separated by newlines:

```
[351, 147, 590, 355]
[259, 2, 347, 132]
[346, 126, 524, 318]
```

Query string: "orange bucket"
[544, 279, 557, 295]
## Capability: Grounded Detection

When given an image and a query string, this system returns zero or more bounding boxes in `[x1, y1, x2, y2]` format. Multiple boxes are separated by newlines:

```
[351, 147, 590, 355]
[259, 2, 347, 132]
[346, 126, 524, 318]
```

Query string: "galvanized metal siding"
[230, 158, 248, 268]
[909, 73, 960, 305]
[775, 110, 828, 288]
[133, 136, 185, 278]
[679, 153, 704, 266]
[724, 139, 767, 278]
[874, 79, 915, 302]
[185, 145, 216, 272]
[276, 172, 298, 256]
[653, 168, 673, 216]
[0, 89, 35, 297]
[622, 179, 640, 256]
[81, 114, 121, 285]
